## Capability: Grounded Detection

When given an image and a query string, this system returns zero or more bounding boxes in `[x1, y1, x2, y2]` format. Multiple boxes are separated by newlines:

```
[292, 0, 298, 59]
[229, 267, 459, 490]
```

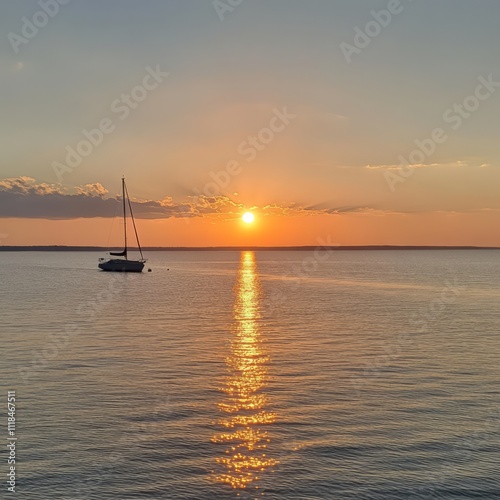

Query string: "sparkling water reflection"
[212, 251, 278, 490]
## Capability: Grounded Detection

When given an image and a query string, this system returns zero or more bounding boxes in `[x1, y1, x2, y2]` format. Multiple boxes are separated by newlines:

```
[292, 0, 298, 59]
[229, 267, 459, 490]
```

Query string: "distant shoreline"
[0, 245, 499, 252]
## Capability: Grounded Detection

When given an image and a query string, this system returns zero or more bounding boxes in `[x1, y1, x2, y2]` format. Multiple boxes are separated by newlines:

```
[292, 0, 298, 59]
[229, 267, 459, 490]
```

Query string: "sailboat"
[98, 177, 147, 273]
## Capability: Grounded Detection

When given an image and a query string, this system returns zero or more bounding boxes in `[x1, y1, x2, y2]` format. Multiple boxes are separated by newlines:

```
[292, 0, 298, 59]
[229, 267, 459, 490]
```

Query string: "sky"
[1, 0, 500, 247]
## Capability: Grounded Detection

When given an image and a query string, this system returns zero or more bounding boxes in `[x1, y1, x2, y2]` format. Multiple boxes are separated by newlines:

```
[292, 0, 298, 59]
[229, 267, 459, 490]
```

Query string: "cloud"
[363, 160, 487, 171]
[0, 176, 61, 195]
[298, 202, 371, 215]
[12, 176, 479, 221]
[75, 183, 109, 197]
[0, 176, 387, 221]
[261, 200, 378, 216]
[0, 177, 194, 220]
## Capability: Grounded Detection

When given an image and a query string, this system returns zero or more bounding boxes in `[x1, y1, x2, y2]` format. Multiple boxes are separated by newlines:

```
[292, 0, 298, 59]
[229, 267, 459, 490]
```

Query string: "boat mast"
[122, 176, 128, 260]
[124, 180, 144, 261]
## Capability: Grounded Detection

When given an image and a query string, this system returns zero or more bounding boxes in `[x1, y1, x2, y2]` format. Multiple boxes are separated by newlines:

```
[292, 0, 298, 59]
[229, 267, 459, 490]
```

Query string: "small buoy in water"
[148, 268, 152, 272]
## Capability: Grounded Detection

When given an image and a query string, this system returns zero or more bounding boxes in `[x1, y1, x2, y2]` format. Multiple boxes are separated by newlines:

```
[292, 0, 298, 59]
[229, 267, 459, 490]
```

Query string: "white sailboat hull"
[98, 259, 145, 273]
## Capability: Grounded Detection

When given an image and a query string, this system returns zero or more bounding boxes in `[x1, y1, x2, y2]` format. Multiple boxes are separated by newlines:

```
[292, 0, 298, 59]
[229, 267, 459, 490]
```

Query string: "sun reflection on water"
[212, 251, 278, 490]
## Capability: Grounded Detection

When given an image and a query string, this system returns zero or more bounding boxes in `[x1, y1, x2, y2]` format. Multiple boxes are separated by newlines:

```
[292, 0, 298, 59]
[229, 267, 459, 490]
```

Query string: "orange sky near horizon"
[2, 210, 500, 248]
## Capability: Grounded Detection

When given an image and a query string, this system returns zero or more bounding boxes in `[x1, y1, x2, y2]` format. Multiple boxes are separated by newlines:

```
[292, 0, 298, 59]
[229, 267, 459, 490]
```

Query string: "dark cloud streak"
[0, 190, 196, 220]
[0, 177, 195, 220]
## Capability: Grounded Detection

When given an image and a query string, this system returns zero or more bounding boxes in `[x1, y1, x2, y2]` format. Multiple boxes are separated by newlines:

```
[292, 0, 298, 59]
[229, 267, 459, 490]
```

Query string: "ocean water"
[1, 250, 500, 499]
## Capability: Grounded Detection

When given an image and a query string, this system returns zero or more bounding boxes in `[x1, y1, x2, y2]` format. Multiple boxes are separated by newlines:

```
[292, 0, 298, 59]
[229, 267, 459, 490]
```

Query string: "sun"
[242, 212, 255, 224]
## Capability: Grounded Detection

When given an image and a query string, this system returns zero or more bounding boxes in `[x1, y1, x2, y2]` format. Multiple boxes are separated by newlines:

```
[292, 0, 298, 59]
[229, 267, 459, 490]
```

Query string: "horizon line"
[1, 245, 499, 251]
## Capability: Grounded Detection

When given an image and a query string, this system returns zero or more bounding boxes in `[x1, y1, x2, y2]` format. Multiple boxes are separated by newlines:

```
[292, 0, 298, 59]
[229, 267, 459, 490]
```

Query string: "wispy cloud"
[298, 202, 371, 215]
[364, 160, 490, 171]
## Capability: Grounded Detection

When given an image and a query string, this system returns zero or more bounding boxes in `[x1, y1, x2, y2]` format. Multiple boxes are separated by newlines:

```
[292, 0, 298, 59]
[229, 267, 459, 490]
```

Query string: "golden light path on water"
[212, 251, 279, 490]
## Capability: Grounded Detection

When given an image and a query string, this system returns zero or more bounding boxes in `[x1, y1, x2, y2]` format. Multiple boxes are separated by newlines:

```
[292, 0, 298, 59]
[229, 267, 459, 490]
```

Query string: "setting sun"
[242, 212, 255, 224]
